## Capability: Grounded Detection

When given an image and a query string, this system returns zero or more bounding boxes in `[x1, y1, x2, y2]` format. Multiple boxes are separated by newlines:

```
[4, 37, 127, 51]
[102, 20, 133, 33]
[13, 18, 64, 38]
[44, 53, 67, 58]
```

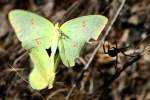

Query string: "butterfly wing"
[29, 32, 58, 90]
[29, 48, 55, 90]
[59, 15, 108, 67]
[9, 10, 56, 50]
[9, 10, 59, 90]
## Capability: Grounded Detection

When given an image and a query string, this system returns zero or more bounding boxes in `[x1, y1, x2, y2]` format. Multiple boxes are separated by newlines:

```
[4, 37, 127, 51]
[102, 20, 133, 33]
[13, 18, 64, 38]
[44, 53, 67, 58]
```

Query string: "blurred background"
[0, 0, 150, 100]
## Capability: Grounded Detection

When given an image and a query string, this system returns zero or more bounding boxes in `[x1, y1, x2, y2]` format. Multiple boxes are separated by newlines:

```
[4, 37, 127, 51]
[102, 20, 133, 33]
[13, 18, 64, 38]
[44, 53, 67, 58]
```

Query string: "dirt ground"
[0, 0, 150, 100]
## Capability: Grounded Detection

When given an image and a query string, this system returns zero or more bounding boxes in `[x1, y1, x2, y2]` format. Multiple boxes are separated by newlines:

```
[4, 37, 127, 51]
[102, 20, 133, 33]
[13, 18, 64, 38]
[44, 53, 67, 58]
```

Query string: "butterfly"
[9, 9, 108, 90]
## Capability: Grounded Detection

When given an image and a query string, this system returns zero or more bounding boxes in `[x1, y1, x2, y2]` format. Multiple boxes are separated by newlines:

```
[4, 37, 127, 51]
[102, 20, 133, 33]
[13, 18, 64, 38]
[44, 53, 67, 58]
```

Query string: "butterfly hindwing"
[29, 48, 55, 90]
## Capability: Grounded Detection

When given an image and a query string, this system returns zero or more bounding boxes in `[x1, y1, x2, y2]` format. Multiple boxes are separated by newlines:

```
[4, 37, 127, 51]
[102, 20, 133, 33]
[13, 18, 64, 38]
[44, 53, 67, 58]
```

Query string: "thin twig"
[65, 0, 126, 100]
[60, 0, 86, 24]
[8, 64, 29, 83]
[13, 51, 27, 66]
[46, 88, 68, 100]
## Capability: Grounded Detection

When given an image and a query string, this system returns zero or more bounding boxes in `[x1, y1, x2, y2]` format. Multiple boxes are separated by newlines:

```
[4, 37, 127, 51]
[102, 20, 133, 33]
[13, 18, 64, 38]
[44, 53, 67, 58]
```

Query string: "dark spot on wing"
[35, 38, 40, 46]
[82, 21, 86, 27]
[31, 18, 35, 25]
[73, 42, 78, 47]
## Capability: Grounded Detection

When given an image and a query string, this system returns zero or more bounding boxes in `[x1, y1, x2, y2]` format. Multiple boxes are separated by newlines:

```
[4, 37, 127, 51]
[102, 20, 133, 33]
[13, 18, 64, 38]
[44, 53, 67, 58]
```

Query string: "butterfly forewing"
[9, 10, 56, 50]
[59, 15, 108, 67]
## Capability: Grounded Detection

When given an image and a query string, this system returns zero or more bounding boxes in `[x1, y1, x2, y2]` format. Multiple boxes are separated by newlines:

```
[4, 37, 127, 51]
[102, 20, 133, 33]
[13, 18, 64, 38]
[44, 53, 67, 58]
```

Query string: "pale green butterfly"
[9, 9, 108, 90]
